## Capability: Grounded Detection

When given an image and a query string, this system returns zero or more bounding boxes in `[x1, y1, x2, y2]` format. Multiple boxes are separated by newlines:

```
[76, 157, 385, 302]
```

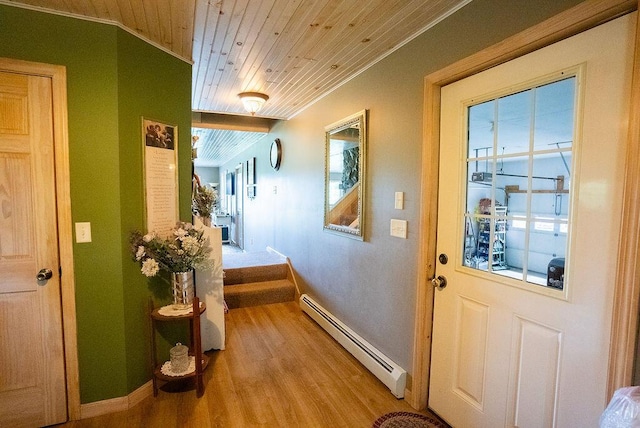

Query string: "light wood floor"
[60, 302, 446, 427]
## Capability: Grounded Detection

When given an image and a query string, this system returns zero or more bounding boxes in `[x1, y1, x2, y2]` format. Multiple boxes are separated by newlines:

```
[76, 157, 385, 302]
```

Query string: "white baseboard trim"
[79, 380, 153, 419]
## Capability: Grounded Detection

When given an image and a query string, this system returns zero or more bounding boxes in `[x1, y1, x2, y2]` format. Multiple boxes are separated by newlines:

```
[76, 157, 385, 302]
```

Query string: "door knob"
[431, 275, 447, 290]
[36, 268, 53, 282]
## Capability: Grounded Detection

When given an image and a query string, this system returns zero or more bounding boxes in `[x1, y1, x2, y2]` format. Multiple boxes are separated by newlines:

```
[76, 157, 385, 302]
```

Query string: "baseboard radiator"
[299, 294, 407, 398]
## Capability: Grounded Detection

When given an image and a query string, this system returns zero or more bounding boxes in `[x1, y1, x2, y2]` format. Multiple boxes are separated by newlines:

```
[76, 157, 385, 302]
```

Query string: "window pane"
[468, 100, 495, 157]
[497, 90, 532, 155]
[498, 155, 529, 212]
[526, 219, 566, 288]
[533, 77, 575, 152]
[466, 158, 495, 214]
[504, 218, 526, 281]
[463, 205, 507, 273]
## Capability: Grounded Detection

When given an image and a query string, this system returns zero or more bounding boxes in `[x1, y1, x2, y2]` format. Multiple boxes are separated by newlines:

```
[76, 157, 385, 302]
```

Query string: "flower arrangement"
[130, 221, 212, 277]
[192, 185, 218, 219]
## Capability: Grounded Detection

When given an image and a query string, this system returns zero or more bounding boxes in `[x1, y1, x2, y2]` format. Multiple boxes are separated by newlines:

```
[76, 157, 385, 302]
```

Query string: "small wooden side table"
[149, 297, 208, 397]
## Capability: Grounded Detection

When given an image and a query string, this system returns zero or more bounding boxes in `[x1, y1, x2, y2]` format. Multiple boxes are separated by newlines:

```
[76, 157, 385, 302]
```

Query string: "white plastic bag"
[600, 386, 640, 427]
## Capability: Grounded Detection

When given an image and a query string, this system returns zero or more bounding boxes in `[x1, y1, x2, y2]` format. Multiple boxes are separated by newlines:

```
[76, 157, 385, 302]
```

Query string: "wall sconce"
[238, 92, 269, 115]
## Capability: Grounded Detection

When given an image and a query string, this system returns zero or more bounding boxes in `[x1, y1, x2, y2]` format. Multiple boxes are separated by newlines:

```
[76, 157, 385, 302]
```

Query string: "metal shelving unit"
[476, 206, 507, 270]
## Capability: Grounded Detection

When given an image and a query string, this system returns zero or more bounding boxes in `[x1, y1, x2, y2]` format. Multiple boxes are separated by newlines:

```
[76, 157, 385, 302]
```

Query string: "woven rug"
[372, 411, 448, 428]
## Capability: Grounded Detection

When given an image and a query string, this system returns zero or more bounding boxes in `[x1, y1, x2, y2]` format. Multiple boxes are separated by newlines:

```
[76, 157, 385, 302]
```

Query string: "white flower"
[181, 236, 201, 256]
[174, 228, 188, 240]
[135, 246, 145, 261]
[141, 258, 160, 277]
[131, 221, 210, 278]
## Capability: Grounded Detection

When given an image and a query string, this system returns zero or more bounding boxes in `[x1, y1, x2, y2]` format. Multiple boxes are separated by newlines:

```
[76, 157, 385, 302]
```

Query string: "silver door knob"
[431, 275, 447, 290]
[36, 268, 53, 282]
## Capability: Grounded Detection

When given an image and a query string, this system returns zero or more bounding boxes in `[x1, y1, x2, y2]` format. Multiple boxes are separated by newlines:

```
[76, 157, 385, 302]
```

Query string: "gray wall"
[220, 0, 584, 374]
[195, 166, 220, 188]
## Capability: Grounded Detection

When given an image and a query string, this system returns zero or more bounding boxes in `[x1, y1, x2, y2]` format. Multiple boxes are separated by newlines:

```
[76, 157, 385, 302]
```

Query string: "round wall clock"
[270, 138, 282, 170]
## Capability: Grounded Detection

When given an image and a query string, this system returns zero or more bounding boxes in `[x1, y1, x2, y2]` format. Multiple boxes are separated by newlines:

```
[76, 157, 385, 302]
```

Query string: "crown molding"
[0, 1, 193, 65]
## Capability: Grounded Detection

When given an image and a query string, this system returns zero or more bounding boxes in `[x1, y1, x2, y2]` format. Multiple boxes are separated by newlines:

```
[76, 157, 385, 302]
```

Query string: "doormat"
[372, 411, 448, 428]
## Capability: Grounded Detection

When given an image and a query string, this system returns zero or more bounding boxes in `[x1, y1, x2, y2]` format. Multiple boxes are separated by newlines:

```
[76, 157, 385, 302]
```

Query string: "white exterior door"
[429, 14, 634, 428]
[0, 70, 67, 425]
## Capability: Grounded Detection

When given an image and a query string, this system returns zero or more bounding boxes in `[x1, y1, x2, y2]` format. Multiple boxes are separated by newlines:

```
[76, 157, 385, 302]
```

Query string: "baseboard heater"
[299, 294, 407, 398]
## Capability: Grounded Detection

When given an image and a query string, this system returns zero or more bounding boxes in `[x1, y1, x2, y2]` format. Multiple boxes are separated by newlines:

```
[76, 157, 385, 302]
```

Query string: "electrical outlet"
[75, 222, 92, 243]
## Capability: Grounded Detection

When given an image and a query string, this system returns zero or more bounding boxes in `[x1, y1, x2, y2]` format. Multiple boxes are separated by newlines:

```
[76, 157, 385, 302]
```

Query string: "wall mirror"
[324, 110, 367, 240]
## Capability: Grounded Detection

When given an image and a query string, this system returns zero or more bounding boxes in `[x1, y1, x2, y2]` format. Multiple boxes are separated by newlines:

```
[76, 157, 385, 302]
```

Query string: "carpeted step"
[224, 279, 296, 309]
[224, 263, 288, 285]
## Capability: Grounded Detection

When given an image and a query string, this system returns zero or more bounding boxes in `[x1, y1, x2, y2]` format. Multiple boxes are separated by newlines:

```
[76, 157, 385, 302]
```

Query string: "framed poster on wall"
[142, 118, 178, 237]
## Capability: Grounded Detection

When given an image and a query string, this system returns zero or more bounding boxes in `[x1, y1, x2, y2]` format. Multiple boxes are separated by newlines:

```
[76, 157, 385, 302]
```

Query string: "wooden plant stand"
[149, 297, 209, 397]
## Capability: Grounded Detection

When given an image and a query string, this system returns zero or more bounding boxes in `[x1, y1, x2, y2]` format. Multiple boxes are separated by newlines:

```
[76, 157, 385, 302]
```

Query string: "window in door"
[463, 75, 575, 290]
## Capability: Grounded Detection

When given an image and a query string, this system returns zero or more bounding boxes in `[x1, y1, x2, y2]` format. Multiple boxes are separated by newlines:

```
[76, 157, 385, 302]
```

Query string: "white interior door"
[0, 71, 67, 425]
[429, 13, 634, 428]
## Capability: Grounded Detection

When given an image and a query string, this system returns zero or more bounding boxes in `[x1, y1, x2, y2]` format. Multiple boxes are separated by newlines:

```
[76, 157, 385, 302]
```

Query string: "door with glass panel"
[429, 14, 634, 427]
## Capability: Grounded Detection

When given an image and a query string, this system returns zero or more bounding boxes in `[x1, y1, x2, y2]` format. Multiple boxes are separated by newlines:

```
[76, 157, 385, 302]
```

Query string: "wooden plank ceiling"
[4, 0, 470, 166]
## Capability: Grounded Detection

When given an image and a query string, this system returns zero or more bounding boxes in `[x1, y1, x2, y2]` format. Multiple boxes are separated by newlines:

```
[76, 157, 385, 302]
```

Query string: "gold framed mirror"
[324, 110, 367, 240]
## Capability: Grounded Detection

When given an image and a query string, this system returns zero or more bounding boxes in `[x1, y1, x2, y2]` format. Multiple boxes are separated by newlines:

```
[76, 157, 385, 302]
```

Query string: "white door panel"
[429, 13, 634, 428]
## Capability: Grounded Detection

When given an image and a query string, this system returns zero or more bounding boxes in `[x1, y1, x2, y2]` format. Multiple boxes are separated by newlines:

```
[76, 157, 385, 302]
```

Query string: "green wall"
[0, 5, 192, 403]
[116, 30, 193, 393]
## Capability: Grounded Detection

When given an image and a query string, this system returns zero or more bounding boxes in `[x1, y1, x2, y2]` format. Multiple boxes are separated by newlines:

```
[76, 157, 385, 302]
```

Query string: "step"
[222, 250, 287, 269]
[224, 263, 288, 285]
[224, 279, 296, 309]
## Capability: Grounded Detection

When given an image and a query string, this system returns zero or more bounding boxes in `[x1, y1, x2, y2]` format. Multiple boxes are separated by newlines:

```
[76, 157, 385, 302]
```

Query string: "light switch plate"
[394, 191, 404, 210]
[75, 222, 92, 243]
[390, 219, 407, 239]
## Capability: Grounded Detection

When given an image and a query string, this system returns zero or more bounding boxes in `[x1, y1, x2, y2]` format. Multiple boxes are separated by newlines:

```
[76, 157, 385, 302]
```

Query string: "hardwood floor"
[60, 302, 445, 427]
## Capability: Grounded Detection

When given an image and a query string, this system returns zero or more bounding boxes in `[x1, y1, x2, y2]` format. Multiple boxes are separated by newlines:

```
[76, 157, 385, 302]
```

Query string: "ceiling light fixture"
[238, 92, 269, 115]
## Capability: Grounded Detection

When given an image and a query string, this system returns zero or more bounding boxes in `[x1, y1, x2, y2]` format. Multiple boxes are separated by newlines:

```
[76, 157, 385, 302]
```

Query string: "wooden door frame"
[0, 57, 80, 420]
[409, 0, 640, 410]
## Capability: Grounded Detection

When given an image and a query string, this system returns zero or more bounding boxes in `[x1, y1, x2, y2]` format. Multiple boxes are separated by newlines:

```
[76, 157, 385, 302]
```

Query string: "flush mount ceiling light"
[238, 92, 269, 115]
